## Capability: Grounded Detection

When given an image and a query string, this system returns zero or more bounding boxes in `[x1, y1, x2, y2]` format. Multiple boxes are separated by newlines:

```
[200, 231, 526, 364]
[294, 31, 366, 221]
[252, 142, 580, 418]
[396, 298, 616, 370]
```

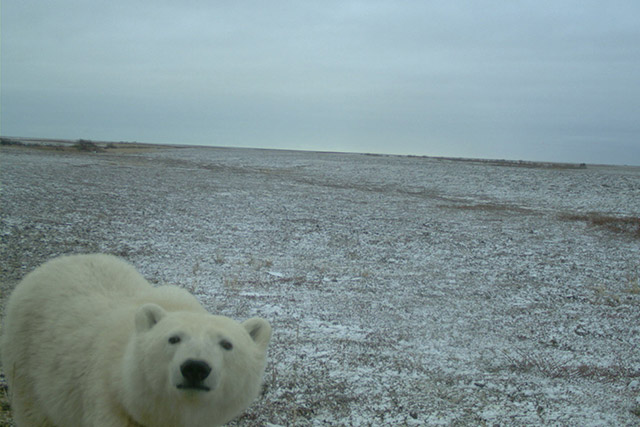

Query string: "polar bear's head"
[124, 303, 272, 427]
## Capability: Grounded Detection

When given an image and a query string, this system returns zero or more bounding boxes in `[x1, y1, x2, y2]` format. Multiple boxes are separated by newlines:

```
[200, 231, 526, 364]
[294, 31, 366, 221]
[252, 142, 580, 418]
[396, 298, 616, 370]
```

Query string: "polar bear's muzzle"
[176, 359, 212, 392]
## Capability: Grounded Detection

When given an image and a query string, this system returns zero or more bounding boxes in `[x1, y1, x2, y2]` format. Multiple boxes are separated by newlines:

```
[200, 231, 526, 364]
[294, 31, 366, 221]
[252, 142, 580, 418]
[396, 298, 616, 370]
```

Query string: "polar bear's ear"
[242, 318, 272, 351]
[135, 303, 167, 333]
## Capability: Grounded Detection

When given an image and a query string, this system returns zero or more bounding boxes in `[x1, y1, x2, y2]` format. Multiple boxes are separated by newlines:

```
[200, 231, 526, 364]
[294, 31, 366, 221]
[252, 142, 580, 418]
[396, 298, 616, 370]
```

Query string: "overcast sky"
[2, 1, 639, 165]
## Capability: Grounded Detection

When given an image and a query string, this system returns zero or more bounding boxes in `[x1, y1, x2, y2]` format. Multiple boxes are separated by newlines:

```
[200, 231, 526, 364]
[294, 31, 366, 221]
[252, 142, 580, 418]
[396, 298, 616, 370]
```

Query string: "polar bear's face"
[127, 303, 271, 425]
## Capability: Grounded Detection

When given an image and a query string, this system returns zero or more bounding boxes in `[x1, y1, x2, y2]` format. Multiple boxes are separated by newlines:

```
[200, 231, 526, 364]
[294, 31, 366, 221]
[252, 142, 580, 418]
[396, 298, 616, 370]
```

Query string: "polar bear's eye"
[220, 339, 233, 351]
[168, 335, 181, 345]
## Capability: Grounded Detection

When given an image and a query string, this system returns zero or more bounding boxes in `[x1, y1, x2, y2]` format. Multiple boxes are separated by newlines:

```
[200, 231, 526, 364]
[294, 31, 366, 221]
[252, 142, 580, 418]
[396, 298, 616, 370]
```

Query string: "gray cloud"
[2, 1, 639, 164]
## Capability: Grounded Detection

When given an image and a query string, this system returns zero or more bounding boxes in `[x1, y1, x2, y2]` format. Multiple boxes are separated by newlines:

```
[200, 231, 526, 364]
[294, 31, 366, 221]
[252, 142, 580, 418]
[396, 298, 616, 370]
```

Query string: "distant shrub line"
[73, 139, 104, 152]
[1, 137, 25, 146]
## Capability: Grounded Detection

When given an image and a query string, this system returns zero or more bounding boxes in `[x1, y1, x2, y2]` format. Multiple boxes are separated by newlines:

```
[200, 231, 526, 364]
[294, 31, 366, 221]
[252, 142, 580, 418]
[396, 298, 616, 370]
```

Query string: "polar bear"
[1, 254, 272, 427]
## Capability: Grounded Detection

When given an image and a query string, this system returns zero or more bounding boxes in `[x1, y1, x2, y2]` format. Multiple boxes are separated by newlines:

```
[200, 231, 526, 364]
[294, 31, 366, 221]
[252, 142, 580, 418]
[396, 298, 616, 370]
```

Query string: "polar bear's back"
[3, 254, 152, 337]
[24, 253, 151, 299]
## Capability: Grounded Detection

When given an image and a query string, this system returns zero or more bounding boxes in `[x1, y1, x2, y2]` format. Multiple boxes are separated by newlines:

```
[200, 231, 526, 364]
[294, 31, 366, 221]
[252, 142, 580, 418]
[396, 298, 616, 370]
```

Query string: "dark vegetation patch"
[0, 374, 11, 427]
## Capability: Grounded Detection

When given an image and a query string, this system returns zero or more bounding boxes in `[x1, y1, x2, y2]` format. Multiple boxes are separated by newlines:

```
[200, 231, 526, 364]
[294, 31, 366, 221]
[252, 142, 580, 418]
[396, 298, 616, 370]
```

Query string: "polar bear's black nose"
[180, 359, 212, 382]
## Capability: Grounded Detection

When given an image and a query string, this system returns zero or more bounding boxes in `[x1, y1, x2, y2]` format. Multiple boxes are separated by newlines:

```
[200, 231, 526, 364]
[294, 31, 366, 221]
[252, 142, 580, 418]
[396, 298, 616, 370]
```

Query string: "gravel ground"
[1, 144, 639, 426]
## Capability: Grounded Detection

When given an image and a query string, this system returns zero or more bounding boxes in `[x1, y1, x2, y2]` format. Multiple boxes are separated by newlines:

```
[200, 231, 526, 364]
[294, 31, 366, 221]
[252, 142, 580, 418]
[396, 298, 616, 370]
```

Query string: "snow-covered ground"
[1, 145, 639, 426]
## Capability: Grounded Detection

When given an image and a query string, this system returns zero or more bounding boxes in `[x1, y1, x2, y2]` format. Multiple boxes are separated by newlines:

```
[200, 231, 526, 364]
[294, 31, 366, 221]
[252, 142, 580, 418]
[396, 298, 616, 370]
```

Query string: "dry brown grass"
[559, 213, 640, 238]
[444, 202, 535, 215]
[504, 349, 640, 382]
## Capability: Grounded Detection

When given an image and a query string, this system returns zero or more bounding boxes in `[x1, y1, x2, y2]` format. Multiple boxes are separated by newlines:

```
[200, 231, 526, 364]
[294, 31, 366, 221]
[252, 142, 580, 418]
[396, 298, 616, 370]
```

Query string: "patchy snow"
[1, 145, 639, 425]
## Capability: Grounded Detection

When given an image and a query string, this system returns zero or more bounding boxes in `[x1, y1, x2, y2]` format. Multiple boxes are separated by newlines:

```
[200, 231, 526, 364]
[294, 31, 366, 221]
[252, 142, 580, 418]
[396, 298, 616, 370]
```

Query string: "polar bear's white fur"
[1, 254, 272, 427]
